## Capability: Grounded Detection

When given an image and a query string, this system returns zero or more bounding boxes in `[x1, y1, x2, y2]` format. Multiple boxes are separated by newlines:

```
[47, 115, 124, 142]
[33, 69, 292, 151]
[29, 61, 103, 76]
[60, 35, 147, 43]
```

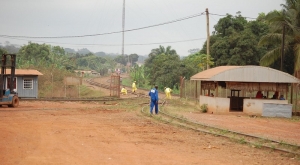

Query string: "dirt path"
[89, 74, 177, 99]
[182, 112, 300, 146]
[0, 101, 299, 165]
[87, 75, 300, 145]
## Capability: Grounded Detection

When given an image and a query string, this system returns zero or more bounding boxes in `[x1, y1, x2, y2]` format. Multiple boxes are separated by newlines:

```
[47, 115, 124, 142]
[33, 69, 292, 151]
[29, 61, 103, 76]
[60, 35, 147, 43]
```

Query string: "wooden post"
[215, 82, 218, 97]
[296, 85, 298, 112]
[289, 84, 292, 104]
[195, 81, 198, 99]
[118, 75, 121, 98]
[206, 8, 210, 70]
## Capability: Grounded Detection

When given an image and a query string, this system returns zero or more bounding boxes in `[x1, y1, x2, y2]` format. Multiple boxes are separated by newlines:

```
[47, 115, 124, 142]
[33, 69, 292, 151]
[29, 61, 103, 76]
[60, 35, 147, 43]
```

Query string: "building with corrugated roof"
[4, 69, 43, 98]
[191, 66, 299, 117]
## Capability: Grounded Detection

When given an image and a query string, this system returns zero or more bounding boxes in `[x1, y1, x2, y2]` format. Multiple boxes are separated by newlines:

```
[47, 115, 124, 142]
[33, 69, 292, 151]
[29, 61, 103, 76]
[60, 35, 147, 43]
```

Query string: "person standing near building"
[132, 81, 137, 93]
[149, 85, 159, 114]
[164, 87, 172, 99]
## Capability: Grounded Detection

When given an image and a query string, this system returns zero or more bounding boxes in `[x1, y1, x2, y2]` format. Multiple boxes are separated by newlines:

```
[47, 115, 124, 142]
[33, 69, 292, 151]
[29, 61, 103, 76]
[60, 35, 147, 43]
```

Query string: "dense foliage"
[200, 12, 270, 67]
[144, 46, 182, 89]
[259, 0, 300, 76]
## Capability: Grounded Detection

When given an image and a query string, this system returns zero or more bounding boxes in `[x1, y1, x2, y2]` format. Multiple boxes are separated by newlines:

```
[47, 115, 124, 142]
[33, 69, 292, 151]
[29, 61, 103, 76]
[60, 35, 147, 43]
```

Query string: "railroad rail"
[20, 78, 147, 101]
[86, 78, 180, 97]
[141, 101, 300, 157]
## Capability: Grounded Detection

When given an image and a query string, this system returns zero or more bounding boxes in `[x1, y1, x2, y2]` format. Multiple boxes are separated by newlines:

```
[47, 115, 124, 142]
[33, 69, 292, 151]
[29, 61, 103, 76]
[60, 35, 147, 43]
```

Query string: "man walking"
[149, 85, 159, 114]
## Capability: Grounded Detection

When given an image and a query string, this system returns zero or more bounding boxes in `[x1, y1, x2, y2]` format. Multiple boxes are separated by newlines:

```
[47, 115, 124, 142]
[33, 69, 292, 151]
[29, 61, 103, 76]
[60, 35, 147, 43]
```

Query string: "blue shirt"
[149, 88, 159, 102]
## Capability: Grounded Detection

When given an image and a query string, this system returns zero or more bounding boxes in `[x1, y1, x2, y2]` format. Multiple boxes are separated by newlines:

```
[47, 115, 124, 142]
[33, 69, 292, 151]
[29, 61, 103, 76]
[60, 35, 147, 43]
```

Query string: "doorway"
[229, 90, 243, 111]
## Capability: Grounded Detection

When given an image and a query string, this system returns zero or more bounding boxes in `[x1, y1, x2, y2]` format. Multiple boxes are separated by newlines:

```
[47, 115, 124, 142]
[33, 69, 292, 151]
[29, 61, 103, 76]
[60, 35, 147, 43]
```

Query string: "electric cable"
[209, 13, 256, 20]
[0, 36, 206, 47]
[0, 12, 205, 39]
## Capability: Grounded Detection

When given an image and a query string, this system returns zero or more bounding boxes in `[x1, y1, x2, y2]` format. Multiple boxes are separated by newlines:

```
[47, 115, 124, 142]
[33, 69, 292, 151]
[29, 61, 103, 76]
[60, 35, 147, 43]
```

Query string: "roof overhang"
[4, 69, 43, 76]
[191, 66, 299, 83]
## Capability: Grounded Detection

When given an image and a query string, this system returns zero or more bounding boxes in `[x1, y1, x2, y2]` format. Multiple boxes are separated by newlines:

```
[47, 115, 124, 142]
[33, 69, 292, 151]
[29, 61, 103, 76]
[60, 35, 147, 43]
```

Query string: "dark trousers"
[150, 100, 158, 114]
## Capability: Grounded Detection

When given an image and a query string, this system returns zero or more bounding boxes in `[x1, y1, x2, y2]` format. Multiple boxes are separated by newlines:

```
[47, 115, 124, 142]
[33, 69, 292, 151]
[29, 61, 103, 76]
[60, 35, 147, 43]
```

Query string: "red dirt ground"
[183, 112, 300, 146]
[0, 101, 299, 165]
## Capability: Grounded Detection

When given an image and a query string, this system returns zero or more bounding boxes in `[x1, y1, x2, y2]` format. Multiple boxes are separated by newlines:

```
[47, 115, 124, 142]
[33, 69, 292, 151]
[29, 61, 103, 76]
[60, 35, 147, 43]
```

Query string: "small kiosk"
[191, 66, 299, 116]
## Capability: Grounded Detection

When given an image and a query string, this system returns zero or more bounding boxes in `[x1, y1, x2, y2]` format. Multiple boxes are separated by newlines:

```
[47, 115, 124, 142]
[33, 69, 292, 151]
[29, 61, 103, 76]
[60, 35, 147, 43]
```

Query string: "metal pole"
[122, 0, 125, 57]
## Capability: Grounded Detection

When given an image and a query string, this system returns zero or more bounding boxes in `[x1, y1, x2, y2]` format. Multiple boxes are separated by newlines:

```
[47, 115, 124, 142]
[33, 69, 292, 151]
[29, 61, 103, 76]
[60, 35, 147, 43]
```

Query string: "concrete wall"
[262, 103, 292, 118]
[243, 99, 288, 115]
[199, 96, 230, 114]
[199, 96, 289, 116]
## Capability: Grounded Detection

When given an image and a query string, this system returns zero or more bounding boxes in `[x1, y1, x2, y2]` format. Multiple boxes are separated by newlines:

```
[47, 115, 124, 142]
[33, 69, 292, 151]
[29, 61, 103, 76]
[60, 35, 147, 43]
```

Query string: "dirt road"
[0, 101, 299, 165]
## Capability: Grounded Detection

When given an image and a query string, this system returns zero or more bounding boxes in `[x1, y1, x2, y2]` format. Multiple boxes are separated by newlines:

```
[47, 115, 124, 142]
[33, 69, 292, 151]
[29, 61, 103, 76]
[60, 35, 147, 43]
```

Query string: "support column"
[215, 82, 218, 97]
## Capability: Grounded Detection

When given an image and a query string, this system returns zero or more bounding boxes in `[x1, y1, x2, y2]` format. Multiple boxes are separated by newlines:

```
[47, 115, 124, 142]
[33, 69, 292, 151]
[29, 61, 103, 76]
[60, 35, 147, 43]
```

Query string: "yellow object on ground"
[132, 81, 137, 93]
[164, 87, 172, 99]
[121, 87, 127, 95]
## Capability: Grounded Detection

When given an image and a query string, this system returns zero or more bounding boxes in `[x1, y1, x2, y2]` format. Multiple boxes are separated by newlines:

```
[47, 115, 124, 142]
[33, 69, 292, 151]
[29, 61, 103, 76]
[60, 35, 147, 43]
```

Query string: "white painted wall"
[199, 96, 230, 114]
[199, 96, 289, 116]
[243, 99, 288, 115]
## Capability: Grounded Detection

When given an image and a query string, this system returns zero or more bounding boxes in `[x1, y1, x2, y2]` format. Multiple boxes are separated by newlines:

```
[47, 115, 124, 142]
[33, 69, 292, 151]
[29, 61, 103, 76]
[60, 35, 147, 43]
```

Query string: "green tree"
[200, 12, 269, 67]
[144, 46, 180, 89]
[128, 54, 139, 65]
[114, 55, 127, 66]
[258, 0, 300, 75]
[0, 48, 8, 55]
[17, 42, 51, 68]
[114, 54, 139, 67]
[181, 52, 214, 79]
[130, 65, 148, 87]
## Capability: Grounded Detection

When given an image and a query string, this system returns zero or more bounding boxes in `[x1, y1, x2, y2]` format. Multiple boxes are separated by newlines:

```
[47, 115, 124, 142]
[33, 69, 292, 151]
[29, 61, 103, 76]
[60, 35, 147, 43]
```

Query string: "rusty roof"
[191, 66, 299, 83]
[4, 69, 43, 76]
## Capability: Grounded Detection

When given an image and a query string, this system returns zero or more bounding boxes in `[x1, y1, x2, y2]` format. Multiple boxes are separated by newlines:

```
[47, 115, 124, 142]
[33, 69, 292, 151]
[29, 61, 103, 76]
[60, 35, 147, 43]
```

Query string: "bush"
[200, 104, 208, 113]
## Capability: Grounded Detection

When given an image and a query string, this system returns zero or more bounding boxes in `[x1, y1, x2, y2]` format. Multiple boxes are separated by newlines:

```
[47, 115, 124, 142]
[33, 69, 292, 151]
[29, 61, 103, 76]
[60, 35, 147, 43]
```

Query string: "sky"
[0, 0, 284, 56]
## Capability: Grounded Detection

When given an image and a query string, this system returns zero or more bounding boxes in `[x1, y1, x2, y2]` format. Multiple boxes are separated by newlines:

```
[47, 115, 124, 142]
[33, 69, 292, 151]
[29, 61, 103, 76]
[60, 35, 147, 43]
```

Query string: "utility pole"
[206, 8, 210, 70]
[122, 0, 125, 57]
[122, 0, 130, 73]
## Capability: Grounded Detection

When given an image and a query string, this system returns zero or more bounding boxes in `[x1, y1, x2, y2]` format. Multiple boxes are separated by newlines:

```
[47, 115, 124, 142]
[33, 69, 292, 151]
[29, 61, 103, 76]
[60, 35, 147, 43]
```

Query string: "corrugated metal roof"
[4, 69, 43, 76]
[191, 66, 299, 83]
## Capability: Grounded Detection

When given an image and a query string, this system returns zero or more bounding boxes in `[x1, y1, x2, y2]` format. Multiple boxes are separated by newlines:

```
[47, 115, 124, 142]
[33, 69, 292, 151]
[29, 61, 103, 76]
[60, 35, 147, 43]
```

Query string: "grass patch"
[219, 129, 229, 135]
[121, 77, 152, 89]
[200, 104, 208, 113]
[121, 77, 132, 87]
[79, 85, 106, 98]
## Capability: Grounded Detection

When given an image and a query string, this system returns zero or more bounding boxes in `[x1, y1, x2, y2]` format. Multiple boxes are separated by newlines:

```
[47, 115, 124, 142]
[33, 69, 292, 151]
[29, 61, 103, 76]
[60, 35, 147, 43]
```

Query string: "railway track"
[20, 78, 148, 101]
[141, 101, 300, 157]
[86, 77, 180, 97]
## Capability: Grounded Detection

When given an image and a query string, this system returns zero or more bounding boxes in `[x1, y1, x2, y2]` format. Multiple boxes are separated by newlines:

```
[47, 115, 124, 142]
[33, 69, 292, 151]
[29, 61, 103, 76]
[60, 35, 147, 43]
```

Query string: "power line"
[0, 12, 205, 39]
[209, 13, 256, 20]
[0, 36, 206, 46]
